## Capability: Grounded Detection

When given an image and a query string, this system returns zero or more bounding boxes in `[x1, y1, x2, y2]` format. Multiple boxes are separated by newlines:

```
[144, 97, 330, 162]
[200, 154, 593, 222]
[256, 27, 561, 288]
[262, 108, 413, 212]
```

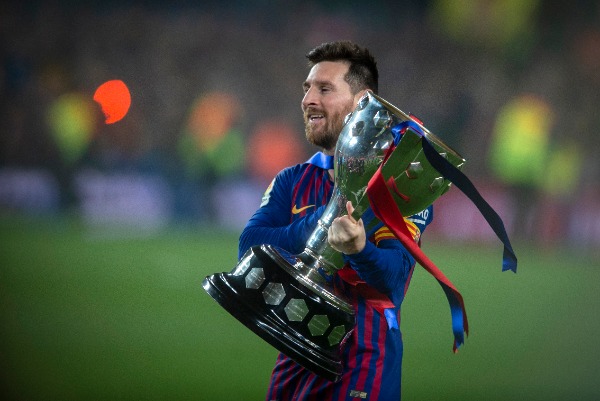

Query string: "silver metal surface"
[308, 314, 330, 336]
[264, 245, 353, 314]
[245, 267, 265, 289]
[284, 298, 309, 322]
[301, 91, 398, 272]
[297, 91, 466, 274]
[262, 282, 286, 305]
[327, 325, 347, 346]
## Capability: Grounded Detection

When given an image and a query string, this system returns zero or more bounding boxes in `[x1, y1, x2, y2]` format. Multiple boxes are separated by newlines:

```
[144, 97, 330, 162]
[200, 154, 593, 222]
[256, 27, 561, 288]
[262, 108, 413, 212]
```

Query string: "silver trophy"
[202, 91, 465, 382]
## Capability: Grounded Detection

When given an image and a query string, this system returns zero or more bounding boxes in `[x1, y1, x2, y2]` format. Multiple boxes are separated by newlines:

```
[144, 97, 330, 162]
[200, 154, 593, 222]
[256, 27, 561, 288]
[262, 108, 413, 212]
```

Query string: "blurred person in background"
[238, 40, 433, 401]
[176, 92, 246, 223]
[488, 94, 553, 241]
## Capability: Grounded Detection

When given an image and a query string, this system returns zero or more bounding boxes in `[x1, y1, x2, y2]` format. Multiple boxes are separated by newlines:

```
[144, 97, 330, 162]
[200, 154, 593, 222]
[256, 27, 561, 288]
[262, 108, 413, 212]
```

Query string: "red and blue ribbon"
[366, 164, 468, 351]
[420, 137, 517, 272]
[365, 120, 518, 351]
[393, 120, 517, 273]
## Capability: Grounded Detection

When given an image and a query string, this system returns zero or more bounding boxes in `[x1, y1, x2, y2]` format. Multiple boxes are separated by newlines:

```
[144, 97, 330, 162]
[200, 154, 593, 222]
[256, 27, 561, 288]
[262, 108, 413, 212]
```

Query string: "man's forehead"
[304, 60, 350, 85]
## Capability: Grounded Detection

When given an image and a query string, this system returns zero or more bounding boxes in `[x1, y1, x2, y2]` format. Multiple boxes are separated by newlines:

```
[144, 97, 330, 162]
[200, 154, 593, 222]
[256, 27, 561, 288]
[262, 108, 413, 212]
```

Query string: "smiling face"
[302, 61, 366, 154]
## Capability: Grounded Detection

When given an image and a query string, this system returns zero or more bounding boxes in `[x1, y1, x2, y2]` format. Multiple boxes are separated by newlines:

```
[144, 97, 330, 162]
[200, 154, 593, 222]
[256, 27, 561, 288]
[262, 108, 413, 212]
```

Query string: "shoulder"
[259, 162, 312, 207]
[273, 162, 313, 187]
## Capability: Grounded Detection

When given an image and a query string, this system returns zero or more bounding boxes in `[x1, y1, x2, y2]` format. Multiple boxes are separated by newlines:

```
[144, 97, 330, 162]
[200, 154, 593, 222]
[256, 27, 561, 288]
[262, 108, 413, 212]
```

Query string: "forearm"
[238, 205, 326, 259]
[345, 240, 415, 294]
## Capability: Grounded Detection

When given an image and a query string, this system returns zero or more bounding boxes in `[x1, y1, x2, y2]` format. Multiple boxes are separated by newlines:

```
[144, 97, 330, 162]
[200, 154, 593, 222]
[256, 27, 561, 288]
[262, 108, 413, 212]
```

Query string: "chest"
[289, 166, 334, 221]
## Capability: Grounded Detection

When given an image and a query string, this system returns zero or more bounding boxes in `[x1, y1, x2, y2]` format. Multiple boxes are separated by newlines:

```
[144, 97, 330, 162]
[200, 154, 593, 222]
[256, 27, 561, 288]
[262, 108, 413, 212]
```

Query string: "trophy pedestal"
[202, 244, 355, 382]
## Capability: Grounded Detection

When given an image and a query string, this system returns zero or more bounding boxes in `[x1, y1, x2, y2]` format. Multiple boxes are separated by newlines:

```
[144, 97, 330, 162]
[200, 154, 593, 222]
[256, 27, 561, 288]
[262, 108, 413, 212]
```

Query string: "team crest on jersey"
[260, 179, 275, 207]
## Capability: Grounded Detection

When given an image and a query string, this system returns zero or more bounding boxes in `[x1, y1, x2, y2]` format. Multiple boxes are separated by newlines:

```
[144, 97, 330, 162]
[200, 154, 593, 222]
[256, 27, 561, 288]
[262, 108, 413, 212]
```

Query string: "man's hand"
[328, 201, 366, 255]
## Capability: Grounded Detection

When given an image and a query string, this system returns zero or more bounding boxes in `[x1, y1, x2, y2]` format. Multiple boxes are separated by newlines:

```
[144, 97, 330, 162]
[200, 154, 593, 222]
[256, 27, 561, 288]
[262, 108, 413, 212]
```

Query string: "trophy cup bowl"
[202, 91, 465, 382]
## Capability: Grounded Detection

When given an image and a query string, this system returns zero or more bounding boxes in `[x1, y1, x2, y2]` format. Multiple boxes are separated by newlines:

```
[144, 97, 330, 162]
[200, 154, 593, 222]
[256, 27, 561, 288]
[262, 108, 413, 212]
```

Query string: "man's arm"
[329, 202, 429, 295]
[344, 239, 415, 295]
[238, 170, 326, 259]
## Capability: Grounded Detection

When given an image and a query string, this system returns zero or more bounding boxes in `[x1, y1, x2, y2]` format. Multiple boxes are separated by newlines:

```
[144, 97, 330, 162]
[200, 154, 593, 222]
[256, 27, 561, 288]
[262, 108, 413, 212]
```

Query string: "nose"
[302, 87, 318, 110]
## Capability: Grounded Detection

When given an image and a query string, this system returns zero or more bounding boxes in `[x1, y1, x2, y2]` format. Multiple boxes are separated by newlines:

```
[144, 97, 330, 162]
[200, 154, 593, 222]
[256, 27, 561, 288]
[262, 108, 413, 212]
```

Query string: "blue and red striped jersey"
[239, 152, 433, 401]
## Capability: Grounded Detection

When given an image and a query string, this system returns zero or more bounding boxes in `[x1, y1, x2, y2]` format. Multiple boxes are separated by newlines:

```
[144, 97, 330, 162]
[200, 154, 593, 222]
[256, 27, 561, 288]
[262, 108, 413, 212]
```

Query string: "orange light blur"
[248, 120, 307, 182]
[187, 92, 240, 150]
[93, 80, 131, 124]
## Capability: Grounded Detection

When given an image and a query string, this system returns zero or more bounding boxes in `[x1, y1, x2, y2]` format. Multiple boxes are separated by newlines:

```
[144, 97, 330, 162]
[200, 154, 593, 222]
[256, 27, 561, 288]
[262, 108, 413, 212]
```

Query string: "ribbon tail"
[421, 138, 517, 273]
[384, 308, 399, 330]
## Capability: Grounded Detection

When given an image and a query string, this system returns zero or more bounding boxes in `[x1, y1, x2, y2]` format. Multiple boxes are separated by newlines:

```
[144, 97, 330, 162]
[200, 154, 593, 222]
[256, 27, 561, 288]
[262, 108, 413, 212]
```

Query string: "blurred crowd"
[0, 0, 599, 250]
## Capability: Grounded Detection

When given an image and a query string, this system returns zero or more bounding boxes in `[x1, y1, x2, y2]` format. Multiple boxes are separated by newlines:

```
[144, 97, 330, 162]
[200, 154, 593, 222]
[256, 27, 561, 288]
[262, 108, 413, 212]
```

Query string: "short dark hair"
[306, 41, 379, 94]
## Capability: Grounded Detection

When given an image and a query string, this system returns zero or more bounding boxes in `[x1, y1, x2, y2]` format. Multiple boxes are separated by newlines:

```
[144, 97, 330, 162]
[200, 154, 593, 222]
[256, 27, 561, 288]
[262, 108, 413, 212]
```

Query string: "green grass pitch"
[1, 215, 599, 400]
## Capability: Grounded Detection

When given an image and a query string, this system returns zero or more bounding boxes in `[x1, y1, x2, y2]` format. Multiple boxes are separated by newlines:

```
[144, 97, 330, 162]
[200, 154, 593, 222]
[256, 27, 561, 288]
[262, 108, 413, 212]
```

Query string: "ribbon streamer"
[366, 167, 468, 351]
[363, 119, 519, 350]
[420, 138, 518, 272]
[393, 120, 517, 273]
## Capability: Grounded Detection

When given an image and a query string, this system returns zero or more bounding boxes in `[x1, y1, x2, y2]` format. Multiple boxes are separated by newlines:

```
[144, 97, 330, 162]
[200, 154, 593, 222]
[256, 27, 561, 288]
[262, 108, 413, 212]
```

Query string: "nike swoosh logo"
[291, 204, 315, 214]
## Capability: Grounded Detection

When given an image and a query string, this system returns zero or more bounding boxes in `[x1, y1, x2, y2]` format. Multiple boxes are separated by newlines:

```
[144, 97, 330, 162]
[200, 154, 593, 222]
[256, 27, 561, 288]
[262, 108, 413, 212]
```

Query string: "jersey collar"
[306, 152, 334, 170]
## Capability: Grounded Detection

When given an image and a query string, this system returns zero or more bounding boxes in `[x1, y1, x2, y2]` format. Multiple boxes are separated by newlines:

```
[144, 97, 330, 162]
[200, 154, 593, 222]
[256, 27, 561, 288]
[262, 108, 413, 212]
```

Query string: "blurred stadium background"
[1, 1, 599, 400]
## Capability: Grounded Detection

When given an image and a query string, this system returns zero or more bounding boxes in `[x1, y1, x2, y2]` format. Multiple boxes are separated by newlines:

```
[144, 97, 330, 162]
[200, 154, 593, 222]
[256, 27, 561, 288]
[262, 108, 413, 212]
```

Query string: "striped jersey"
[238, 152, 433, 401]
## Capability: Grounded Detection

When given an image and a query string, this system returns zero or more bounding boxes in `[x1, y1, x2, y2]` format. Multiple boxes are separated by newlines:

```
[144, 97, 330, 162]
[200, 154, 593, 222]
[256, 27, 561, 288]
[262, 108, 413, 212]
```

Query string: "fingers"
[327, 200, 366, 255]
[346, 200, 355, 216]
[327, 225, 341, 252]
[345, 201, 358, 224]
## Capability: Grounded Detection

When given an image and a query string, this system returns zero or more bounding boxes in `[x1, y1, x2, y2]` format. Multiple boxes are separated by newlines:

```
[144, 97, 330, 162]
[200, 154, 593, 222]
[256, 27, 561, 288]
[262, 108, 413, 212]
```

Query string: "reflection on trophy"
[202, 91, 465, 382]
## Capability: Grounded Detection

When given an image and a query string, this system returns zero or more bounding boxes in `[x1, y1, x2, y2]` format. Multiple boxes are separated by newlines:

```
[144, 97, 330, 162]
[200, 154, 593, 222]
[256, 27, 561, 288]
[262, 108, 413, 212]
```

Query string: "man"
[238, 41, 432, 401]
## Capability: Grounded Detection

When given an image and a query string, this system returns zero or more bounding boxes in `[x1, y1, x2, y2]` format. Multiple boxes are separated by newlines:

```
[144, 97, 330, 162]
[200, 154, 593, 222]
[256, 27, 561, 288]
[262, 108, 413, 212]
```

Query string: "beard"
[304, 107, 352, 151]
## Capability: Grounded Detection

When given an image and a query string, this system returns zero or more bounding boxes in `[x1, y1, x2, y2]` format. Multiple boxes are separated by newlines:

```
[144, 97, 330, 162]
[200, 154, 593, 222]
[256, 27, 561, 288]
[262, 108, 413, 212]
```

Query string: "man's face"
[302, 61, 365, 153]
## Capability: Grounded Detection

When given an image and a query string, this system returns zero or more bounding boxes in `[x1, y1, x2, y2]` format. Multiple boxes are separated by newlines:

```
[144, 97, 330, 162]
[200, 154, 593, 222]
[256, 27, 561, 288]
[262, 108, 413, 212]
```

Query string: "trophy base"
[202, 244, 355, 382]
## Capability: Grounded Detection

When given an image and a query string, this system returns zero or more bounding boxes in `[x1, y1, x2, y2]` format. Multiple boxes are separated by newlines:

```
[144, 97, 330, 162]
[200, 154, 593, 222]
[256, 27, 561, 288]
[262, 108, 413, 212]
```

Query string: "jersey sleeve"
[238, 168, 325, 259]
[344, 205, 434, 295]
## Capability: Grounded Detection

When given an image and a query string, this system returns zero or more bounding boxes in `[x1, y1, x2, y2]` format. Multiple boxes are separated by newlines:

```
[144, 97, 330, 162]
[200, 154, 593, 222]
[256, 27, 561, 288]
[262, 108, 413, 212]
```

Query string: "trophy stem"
[298, 248, 339, 276]
[302, 188, 348, 274]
